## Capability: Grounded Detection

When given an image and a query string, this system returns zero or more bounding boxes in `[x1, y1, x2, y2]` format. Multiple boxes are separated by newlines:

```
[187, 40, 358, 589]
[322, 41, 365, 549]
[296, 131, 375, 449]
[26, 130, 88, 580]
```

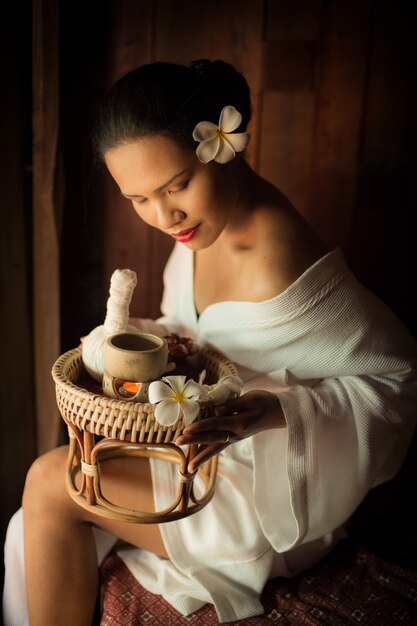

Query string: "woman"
[3, 59, 417, 625]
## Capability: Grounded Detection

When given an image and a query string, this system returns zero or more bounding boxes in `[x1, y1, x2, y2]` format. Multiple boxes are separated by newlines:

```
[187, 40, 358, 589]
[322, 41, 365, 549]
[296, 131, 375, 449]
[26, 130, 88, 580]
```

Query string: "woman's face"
[104, 134, 240, 250]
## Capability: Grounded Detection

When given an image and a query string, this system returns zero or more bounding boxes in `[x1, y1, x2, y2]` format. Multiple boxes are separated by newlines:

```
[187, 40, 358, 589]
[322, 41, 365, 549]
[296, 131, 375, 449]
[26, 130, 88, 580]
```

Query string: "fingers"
[187, 444, 225, 474]
[180, 407, 253, 436]
[178, 396, 257, 472]
[178, 390, 283, 472]
[214, 394, 247, 415]
[175, 415, 236, 471]
[175, 402, 256, 448]
[175, 427, 233, 446]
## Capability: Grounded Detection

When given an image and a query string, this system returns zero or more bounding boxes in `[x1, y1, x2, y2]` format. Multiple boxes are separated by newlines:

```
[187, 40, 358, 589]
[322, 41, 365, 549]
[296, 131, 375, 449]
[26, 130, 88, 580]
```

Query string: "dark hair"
[92, 59, 251, 160]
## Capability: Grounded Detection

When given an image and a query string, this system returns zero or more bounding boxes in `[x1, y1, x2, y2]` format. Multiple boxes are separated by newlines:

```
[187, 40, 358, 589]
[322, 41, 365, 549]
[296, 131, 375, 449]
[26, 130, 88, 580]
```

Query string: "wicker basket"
[52, 345, 238, 523]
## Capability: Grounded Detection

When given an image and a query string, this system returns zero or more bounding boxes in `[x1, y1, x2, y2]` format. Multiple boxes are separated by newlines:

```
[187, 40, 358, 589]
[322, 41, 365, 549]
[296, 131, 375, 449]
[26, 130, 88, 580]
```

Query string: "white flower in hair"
[148, 375, 202, 426]
[193, 105, 250, 164]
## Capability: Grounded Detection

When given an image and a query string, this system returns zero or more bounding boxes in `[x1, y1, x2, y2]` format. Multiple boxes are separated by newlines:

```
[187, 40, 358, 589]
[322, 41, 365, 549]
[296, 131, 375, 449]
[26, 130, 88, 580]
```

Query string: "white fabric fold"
[116, 243, 417, 622]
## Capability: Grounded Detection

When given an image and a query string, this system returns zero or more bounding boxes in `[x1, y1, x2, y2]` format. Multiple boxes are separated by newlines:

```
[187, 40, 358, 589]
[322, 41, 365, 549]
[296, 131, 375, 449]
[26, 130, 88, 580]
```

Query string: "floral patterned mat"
[99, 539, 417, 625]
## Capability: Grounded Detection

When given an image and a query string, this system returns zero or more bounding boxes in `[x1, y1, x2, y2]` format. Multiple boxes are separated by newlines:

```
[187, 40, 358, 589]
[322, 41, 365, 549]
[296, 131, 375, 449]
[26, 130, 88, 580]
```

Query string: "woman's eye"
[133, 197, 147, 205]
[169, 180, 189, 194]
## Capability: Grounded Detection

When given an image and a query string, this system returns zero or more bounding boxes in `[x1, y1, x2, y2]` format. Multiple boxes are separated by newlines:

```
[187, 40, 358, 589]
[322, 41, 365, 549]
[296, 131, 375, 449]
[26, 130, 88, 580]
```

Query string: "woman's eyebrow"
[122, 169, 188, 199]
[154, 169, 187, 193]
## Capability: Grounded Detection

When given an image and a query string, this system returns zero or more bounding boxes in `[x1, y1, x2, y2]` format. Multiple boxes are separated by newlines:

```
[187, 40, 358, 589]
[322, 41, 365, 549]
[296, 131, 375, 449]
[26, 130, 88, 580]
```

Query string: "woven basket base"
[65, 430, 218, 523]
[52, 344, 237, 523]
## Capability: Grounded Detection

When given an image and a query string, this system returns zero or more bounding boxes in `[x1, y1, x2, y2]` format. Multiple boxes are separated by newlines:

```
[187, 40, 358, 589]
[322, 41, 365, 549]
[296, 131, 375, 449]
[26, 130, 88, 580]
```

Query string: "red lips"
[170, 224, 201, 243]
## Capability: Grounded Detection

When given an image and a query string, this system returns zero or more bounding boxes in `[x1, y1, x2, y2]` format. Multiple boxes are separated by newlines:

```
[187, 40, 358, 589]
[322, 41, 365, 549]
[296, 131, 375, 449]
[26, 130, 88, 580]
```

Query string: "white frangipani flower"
[148, 376, 202, 427]
[198, 370, 244, 405]
[192, 105, 250, 164]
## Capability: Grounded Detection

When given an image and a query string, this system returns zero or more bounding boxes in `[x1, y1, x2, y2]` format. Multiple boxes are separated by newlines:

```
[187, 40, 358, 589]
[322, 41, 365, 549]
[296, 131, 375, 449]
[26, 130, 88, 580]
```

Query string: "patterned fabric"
[99, 539, 417, 625]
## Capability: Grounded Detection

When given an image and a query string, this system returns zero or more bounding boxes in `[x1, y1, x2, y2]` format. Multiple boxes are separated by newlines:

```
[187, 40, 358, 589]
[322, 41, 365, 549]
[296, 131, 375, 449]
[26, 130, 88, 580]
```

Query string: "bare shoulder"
[199, 171, 330, 308]
[247, 200, 329, 300]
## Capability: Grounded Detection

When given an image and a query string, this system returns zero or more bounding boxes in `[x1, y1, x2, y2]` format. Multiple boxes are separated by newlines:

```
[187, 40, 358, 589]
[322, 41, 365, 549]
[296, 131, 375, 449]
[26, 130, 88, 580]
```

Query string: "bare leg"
[22, 445, 168, 626]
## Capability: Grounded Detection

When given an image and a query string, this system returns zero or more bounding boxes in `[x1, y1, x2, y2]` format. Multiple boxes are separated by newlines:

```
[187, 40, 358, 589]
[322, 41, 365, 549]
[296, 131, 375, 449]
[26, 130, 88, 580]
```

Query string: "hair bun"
[93, 59, 252, 158]
[189, 59, 214, 76]
[189, 59, 252, 131]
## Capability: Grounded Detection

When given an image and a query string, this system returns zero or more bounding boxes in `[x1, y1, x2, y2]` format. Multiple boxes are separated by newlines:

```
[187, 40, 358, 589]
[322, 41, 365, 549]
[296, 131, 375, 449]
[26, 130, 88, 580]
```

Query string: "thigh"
[26, 446, 168, 559]
[81, 453, 168, 558]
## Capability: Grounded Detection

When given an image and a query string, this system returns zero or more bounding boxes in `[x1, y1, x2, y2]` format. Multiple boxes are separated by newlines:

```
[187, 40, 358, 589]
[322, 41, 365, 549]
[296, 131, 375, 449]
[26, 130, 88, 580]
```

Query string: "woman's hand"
[175, 390, 285, 473]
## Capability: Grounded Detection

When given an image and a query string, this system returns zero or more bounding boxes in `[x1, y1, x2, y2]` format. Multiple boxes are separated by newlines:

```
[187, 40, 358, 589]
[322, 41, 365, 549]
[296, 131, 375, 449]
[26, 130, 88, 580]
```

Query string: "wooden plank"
[106, 0, 153, 86]
[32, 0, 61, 453]
[350, 1, 417, 334]
[58, 2, 113, 355]
[263, 41, 316, 91]
[103, 0, 154, 319]
[308, 0, 372, 252]
[266, 0, 321, 41]
[258, 1, 320, 216]
[0, 5, 36, 542]
[258, 90, 315, 215]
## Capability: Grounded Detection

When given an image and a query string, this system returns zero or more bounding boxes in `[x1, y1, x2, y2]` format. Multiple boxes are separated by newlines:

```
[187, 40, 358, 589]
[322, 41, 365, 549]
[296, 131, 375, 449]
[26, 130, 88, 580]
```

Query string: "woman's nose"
[155, 199, 185, 230]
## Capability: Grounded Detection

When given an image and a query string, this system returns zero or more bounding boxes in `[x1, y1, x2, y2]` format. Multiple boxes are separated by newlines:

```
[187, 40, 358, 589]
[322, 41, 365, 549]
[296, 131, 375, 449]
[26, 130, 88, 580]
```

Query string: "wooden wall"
[0, 5, 36, 549]
[60, 0, 415, 342]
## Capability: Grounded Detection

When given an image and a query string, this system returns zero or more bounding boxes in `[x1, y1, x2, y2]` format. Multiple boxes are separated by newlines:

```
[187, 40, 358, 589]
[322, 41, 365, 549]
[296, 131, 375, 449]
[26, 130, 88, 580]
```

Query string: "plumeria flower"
[192, 105, 250, 164]
[148, 376, 202, 427]
[198, 370, 244, 405]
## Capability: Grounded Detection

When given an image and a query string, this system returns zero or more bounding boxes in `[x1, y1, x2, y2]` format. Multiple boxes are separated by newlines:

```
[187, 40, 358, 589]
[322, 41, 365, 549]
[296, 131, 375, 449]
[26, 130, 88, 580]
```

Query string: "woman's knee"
[22, 446, 68, 512]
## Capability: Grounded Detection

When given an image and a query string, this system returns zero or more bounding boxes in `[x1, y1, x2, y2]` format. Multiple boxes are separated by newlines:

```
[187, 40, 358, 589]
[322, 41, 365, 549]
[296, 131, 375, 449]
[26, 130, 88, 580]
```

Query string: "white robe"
[119, 245, 417, 622]
[3, 245, 417, 625]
